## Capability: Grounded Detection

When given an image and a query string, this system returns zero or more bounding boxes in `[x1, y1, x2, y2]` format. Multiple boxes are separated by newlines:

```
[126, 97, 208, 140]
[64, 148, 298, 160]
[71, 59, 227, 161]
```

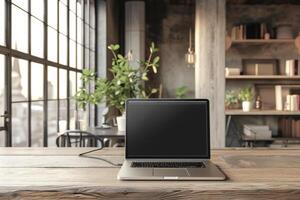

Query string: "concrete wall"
[146, 0, 195, 98]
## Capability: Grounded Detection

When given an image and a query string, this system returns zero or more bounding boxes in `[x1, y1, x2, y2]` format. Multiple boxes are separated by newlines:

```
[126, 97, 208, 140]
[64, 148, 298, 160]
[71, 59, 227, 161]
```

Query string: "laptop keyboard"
[131, 162, 205, 168]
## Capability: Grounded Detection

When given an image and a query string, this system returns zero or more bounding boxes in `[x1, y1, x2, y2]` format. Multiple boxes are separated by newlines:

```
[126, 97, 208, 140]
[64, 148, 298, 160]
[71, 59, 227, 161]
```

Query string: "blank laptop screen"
[126, 99, 210, 159]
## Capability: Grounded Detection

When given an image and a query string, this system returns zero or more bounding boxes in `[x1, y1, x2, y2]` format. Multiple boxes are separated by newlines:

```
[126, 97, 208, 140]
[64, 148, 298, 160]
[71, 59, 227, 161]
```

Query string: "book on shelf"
[285, 60, 299, 76]
[231, 23, 268, 40]
[278, 118, 300, 138]
[275, 85, 300, 111]
[243, 124, 272, 139]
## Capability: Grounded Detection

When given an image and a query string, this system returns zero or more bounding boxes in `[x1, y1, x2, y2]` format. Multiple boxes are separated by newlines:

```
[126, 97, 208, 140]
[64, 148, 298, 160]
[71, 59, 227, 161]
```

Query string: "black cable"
[78, 148, 122, 167]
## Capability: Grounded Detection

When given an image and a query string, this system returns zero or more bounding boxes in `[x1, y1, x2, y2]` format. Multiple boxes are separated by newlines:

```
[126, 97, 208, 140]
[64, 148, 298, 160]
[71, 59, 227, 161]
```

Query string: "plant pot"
[242, 101, 251, 112]
[116, 113, 126, 132]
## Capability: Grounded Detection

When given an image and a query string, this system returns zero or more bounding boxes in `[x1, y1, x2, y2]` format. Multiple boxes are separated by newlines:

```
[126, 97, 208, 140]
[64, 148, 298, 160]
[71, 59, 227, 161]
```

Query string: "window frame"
[0, 0, 96, 147]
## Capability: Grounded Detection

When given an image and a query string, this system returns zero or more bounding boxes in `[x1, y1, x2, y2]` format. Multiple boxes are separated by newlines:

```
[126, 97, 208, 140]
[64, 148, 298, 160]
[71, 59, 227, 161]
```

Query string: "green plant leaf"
[152, 66, 157, 74]
[153, 56, 160, 64]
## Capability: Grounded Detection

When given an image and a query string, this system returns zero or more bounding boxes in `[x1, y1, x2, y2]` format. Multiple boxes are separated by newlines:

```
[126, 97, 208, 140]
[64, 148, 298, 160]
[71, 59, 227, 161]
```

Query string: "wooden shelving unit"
[226, 109, 300, 116]
[226, 75, 300, 80]
[232, 39, 295, 44]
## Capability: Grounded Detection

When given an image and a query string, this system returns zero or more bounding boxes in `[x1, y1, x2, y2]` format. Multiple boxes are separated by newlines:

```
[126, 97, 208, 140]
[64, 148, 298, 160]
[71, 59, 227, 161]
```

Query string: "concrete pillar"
[125, 1, 145, 68]
[195, 0, 226, 148]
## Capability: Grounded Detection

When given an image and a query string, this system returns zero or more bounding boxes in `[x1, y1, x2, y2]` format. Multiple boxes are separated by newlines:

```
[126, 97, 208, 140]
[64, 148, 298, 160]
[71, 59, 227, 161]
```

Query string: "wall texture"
[146, 0, 195, 98]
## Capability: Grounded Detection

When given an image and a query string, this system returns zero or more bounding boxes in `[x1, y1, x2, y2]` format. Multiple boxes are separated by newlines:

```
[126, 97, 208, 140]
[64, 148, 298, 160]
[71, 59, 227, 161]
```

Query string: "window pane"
[90, 51, 95, 71]
[69, 40, 76, 68]
[12, 102, 28, 147]
[89, 28, 95, 51]
[48, 66, 58, 99]
[89, 0, 95, 28]
[69, 99, 76, 129]
[84, 24, 89, 49]
[84, 0, 89, 23]
[48, 0, 58, 29]
[77, 44, 82, 69]
[47, 27, 58, 62]
[0, 55, 4, 127]
[70, 71, 76, 97]
[59, 69, 67, 99]
[48, 100, 58, 147]
[31, 0, 44, 21]
[59, 99, 67, 131]
[31, 17, 44, 58]
[0, 0, 5, 45]
[60, 0, 68, 6]
[12, 5, 28, 53]
[11, 57, 28, 102]
[77, 18, 83, 44]
[70, 0, 76, 12]
[12, 0, 28, 11]
[77, 0, 83, 19]
[31, 62, 44, 100]
[31, 101, 43, 147]
[85, 48, 89, 69]
[59, 1, 67, 35]
[69, 12, 76, 40]
[59, 33, 67, 65]
[77, 72, 83, 91]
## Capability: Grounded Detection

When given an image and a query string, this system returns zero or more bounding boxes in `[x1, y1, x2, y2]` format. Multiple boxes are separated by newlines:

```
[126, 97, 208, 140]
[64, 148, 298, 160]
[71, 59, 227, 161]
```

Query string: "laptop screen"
[126, 99, 210, 159]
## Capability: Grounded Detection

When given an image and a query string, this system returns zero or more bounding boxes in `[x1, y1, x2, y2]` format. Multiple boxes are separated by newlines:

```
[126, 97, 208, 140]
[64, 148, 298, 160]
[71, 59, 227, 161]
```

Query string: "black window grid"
[0, 0, 96, 147]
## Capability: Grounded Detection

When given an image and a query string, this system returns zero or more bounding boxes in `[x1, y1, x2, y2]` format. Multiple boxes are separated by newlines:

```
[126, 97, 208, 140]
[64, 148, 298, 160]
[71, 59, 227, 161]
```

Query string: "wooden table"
[87, 127, 125, 140]
[1, 148, 300, 199]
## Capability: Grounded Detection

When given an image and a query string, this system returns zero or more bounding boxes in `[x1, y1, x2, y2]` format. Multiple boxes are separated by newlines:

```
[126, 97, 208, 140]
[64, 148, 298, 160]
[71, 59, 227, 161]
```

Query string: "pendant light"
[185, 28, 195, 65]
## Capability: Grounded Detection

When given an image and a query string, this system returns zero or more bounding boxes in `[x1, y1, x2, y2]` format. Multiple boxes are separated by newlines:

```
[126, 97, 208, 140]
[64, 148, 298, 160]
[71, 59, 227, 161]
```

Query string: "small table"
[87, 127, 125, 147]
[87, 127, 125, 140]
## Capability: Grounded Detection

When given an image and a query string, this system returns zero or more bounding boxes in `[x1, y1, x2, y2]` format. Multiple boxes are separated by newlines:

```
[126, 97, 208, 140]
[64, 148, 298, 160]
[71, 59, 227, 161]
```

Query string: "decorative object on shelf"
[242, 59, 278, 76]
[225, 90, 239, 109]
[175, 86, 189, 99]
[295, 32, 300, 51]
[238, 86, 254, 112]
[243, 124, 272, 140]
[75, 43, 160, 131]
[225, 33, 232, 50]
[225, 67, 241, 76]
[255, 96, 262, 110]
[264, 33, 270, 40]
[231, 23, 269, 40]
[185, 28, 195, 65]
[276, 24, 293, 39]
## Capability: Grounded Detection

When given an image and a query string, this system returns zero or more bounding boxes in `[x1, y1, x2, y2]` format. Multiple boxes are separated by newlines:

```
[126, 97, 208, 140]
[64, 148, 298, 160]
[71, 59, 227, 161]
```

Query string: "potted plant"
[225, 90, 239, 109]
[75, 43, 160, 131]
[238, 86, 253, 112]
[175, 86, 189, 99]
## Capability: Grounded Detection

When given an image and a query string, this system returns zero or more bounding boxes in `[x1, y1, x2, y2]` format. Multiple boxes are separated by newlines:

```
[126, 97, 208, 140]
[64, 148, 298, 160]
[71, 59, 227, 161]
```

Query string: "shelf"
[226, 75, 300, 80]
[231, 39, 295, 44]
[225, 109, 300, 116]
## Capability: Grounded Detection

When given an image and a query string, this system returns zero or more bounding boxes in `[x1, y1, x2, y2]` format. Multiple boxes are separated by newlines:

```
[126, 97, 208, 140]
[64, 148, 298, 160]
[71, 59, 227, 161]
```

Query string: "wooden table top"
[1, 148, 300, 199]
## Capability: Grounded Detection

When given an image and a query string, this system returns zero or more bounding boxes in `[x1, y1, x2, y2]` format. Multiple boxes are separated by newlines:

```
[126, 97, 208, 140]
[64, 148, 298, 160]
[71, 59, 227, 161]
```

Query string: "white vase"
[242, 101, 251, 112]
[116, 113, 126, 132]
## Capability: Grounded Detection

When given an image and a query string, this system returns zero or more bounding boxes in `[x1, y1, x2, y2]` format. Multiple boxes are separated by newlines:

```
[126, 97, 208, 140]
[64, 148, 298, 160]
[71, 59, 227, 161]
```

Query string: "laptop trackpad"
[154, 168, 189, 177]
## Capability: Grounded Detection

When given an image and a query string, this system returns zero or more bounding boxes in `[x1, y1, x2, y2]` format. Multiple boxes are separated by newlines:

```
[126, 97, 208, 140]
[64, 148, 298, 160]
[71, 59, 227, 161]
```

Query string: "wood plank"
[225, 109, 300, 115]
[1, 148, 300, 199]
[231, 39, 294, 44]
[226, 75, 300, 80]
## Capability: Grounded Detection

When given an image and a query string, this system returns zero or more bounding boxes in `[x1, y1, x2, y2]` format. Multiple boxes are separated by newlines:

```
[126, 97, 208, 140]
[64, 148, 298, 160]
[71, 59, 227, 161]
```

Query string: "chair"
[56, 130, 104, 148]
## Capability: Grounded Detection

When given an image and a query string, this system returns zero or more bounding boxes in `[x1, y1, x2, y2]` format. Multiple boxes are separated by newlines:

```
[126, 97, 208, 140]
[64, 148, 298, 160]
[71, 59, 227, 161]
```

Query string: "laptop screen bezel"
[125, 99, 211, 160]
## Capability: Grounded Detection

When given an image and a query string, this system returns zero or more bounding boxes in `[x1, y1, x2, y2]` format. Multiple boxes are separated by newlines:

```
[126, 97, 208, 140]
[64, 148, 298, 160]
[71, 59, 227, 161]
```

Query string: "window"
[0, 0, 96, 147]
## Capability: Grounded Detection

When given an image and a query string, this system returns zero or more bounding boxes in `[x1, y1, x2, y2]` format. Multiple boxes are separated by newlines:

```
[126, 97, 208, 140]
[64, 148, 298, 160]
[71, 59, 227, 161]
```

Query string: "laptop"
[117, 99, 226, 180]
